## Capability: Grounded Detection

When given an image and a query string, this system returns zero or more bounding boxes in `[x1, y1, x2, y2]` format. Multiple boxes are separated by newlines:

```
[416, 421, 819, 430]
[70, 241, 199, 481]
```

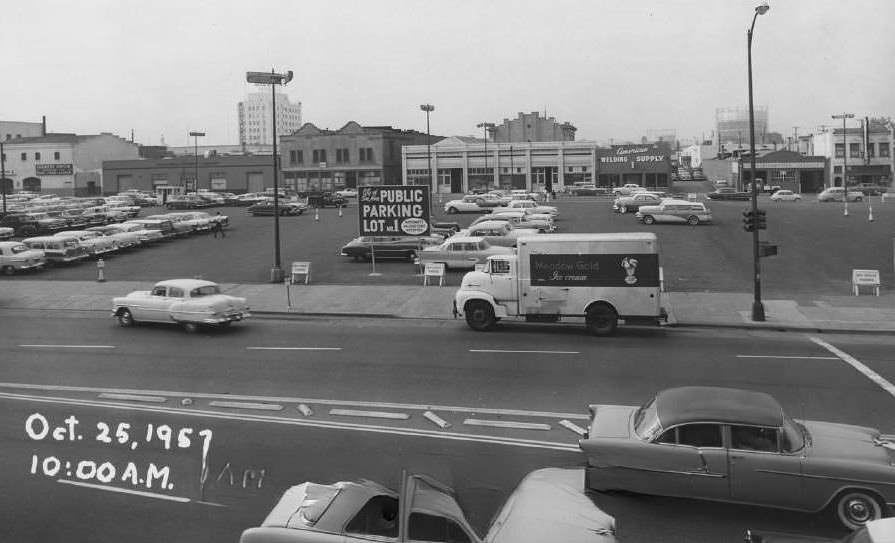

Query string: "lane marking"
[57, 480, 190, 503]
[209, 400, 284, 411]
[330, 408, 410, 420]
[736, 355, 839, 360]
[19, 344, 115, 349]
[463, 419, 552, 431]
[469, 349, 580, 355]
[424, 410, 451, 429]
[98, 393, 166, 403]
[247, 346, 342, 351]
[0, 390, 580, 452]
[810, 336, 895, 398]
[559, 419, 588, 437]
[0, 382, 588, 420]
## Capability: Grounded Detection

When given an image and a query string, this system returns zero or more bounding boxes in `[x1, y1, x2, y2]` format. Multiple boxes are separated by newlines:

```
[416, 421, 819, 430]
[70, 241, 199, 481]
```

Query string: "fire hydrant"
[96, 258, 105, 282]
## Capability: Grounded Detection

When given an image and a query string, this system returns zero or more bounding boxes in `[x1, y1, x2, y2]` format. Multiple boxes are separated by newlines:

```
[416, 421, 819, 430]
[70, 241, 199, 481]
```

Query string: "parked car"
[306, 192, 347, 208]
[45, 209, 92, 229]
[247, 200, 307, 216]
[485, 209, 556, 232]
[335, 187, 358, 199]
[613, 192, 664, 214]
[444, 195, 491, 214]
[111, 278, 250, 332]
[746, 517, 895, 543]
[635, 200, 712, 225]
[818, 187, 864, 202]
[340, 235, 443, 261]
[22, 236, 89, 264]
[504, 199, 559, 217]
[430, 221, 462, 238]
[116, 221, 166, 243]
[165, 194, 213, 209]
[124, 219, 177, 239]
[85, 224, 143, 249]
[415, 236, 514, 270]
[81, 205, 129, 224]
[0, 227, 14, 240]
[145, 214, 194, 237]
[612, 183, 644, 196]
[0, 241, 46, 275]
[239, 468, 616, 543]
[571, 184, 603, 196]
[579, 386, 895, 530]
[706, 187, 751, 201]
[0, 212, 68, 237]
[53, 230, 119, 256]
[235, 193, 269, 206]
[457, 220, 540, 247]
[769, 189, 802, 202]
[854, 184, 884, 196]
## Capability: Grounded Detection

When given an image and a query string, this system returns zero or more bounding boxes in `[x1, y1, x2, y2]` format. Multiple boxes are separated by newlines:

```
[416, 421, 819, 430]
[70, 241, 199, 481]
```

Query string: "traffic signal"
[742, 209, 767, 232]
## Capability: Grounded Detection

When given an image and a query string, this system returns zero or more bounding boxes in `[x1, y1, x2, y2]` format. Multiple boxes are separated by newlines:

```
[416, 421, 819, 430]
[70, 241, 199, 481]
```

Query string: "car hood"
[803, 420, 894, 466]
[485, 468, 615, 543]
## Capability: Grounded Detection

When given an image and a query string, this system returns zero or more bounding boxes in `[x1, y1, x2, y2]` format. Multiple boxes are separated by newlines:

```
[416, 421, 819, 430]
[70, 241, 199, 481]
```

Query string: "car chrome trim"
[606, 465, 727, 478]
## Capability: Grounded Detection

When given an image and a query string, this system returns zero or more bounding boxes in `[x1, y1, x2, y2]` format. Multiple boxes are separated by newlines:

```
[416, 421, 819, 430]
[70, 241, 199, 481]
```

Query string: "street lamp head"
[755, 3, 769, 15]
[420, 104, 434, 112]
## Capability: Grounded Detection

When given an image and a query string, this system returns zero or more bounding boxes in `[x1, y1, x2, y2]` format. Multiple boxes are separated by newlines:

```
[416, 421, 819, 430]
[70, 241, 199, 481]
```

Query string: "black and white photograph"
[2, 1, 895, 541]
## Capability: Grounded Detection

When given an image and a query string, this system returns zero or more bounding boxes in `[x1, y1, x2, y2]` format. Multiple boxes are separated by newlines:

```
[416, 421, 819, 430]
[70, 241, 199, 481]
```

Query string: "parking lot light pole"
[747, 2, 769, 322]
[188, 131, 205, 192]
[477, 122, 495, 190]
[420, 104, 435, 213]
[832, 113, 855, 217]
[246, 69, 293, 282]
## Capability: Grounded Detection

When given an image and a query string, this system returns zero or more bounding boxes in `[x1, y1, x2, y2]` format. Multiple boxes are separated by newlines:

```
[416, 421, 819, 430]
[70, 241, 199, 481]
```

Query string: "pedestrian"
[212, 212, 225, 238]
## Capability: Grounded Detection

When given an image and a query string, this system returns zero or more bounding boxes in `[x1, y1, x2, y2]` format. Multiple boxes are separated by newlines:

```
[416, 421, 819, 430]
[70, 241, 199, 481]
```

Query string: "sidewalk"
[2, 280, 894, 334]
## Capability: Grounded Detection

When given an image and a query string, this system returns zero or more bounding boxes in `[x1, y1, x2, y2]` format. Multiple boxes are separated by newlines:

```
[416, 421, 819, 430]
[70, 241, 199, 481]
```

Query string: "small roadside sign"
[291, 261, 311, 284]
[423, 262, 445, 286]
[852, 269, 880, 296]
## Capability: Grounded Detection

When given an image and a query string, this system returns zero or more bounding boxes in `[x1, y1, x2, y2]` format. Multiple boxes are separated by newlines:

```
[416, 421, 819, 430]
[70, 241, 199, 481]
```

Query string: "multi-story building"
[403, 140, 672, 194]
[1, 118, 45, 142]
[808, 118, 892, 189]
[238, 92, 302, 145]
[1, 133, 139, 196]
[279, 122, 436, 192]
[489, 111, 576, 143]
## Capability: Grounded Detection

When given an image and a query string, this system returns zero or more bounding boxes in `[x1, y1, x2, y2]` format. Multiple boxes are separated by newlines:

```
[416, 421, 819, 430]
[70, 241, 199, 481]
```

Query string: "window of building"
[835, 143, 844, 158]
[35, 152, 41, 161]
[360, 147, 373, 162]
[359, 148, 365, 161]
[20, 152, 26, 161]
[833, 165, 842, 174]
[319, 149, 327, 163]
[296, 150, 303, 164]
[290, 150, 297, 163]
[880, 142, 890, 158]
[849, 143, 860, 158]
[312, 150, 319, 163]
[54, 151, 60, 160]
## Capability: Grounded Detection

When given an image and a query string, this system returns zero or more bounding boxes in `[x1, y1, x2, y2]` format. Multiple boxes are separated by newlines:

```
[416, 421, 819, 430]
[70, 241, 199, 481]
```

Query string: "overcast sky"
[3, 0, 892, 147]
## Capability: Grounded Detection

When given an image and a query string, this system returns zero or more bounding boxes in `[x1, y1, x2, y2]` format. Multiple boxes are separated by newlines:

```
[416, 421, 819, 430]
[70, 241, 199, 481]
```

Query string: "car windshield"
[781, 417, 806, 452]
[633, 397, 662, 440]
[190, 285, 221, 297]
[11, 244, 29, 254]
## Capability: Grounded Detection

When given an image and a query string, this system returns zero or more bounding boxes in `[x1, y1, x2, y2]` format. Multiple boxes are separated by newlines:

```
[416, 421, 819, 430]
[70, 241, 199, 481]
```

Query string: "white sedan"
[769, 189, 801, 202]
[504, 199, 559, 217]
[335, 188, 358, 198]
[112, 279, 250, 332]
[444, 195, 490, 214]
[53, 230, 119, 255]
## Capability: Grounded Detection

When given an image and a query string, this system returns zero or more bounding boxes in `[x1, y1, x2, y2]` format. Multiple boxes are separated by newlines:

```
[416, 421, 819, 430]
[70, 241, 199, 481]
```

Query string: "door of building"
[247, 172, 264, 193]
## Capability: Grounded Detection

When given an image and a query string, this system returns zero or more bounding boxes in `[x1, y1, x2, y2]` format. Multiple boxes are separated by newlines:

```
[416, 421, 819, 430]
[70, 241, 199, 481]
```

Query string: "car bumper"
[203, 311, 250, 324]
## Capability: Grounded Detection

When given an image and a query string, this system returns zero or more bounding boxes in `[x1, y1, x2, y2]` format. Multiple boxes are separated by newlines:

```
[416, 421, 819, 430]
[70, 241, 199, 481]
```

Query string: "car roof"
[155, 279, 220, 290]
[656, 386, 784, 428]
[260, 480, 396, 532]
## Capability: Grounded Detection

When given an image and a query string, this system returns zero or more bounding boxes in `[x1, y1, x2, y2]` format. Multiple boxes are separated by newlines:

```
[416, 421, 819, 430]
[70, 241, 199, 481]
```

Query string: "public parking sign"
[358, 185, 430, 236]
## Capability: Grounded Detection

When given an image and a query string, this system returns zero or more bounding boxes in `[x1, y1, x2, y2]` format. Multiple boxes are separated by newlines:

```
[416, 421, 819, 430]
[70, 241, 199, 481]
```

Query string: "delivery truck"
[452, 233, 666, 336]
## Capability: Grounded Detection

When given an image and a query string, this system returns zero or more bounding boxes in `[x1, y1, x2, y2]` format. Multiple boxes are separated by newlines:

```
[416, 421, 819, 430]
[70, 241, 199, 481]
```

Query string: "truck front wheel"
[465, 301, 496, 331]
[586, 304, 618, 336]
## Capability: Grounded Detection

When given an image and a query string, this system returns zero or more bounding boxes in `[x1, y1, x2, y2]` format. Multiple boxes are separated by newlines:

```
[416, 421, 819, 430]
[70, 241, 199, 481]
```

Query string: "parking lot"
[3, 193, 892, 297]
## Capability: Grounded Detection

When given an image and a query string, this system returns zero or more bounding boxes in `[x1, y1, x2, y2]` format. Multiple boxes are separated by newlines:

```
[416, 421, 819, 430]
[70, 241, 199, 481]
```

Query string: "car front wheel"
[619, 205, 628, 214]
[117, 309, 135, 327]
[2, 265, 15, 276]
[834, 490, 884, 530]
[586, 304, 618, 336]
[642, 215, 655, 225]
[687, 215, 700, 226]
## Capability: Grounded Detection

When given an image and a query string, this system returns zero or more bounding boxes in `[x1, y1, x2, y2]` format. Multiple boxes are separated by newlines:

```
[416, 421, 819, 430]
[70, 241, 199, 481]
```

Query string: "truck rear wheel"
[586, 304, 618, 336]
[465, 301, 496, 331]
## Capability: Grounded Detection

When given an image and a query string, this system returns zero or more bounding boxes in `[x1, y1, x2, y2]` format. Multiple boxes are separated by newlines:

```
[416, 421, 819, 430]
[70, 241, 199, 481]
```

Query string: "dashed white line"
[247, 346, 342, 351]
[810, 336, 895, 398]
[469, 349, 580, 355]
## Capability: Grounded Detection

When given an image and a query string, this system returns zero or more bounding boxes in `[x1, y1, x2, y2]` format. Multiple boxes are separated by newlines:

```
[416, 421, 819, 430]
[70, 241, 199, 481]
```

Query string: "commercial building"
[1, 118, 45, 141]
[102, 154, 274, 199]
[808, 120, 892, 189]
[2, 133, 139, 196]
[402, 140, 673, 194]
[238, 92, 302, 146]
[490, 112, 577, 143]
[734, 150, 827, 193]
[279, 122, 435, 193]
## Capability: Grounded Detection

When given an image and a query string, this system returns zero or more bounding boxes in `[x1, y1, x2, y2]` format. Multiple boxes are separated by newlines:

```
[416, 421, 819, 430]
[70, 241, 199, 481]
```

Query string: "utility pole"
[832, 113, 854, 216]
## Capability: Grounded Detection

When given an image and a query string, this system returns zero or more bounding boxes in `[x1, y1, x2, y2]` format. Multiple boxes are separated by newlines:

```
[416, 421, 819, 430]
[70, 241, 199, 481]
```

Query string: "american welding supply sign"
[358, 185, 431, 236]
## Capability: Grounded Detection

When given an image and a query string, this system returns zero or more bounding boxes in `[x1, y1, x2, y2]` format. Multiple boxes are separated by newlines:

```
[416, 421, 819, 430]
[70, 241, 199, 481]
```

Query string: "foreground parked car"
[22, 236, 89, 264]
[415, 236, 514, 270]
[111, 278, 250, 332]
[746, 517, 895, 542]
[239, 468, 616, 543]
[340, 235, 443, 261]
[579, 386, 895, 530]
[0, 241, 46, 275]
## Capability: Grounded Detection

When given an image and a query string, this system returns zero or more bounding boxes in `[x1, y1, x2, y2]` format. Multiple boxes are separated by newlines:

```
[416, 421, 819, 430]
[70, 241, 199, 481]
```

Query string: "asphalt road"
[3, 310, 895, 542]
[4, 194, 893, 296]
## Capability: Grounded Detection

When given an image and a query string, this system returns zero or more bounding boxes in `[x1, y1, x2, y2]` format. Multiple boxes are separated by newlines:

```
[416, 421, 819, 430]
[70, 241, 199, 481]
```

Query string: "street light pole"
[832, 113, 854, 217]
[477, 122, 495, 190]
[420, 104, 435, 211]
[189, 131, 205, 192]
[0, 141, 7, 214]
[747, 2, 769, 322]
[247, 69, 293, 282]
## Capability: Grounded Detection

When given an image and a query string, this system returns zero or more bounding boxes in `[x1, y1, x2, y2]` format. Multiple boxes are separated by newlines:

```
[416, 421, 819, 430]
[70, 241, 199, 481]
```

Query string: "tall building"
[237, 92, 302, 145]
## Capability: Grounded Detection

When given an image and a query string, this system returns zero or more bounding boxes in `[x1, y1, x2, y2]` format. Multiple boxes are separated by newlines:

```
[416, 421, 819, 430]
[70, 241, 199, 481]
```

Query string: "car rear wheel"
[2, 265, 15, 276]
[465, 300, 496, 331]
[117, 309, 135, 327]
[687, 215, 700, 226]
[642, 215, 655, 225]
[446, 207, 458, 214]
[586, 304, 618, 336]
[619, 205, 628, 214]
[834, 490, 884, 530]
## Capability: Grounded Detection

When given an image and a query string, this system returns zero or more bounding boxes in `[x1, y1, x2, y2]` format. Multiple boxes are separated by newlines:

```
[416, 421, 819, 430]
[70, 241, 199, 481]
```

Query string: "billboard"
[35, 164, 73, 176]
[530, 253, 660, 287]
[358, 186, 430, 236]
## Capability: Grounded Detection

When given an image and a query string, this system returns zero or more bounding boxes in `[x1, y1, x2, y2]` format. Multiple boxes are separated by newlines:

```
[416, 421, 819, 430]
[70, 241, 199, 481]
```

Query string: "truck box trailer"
[452, 233, 666, 335]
